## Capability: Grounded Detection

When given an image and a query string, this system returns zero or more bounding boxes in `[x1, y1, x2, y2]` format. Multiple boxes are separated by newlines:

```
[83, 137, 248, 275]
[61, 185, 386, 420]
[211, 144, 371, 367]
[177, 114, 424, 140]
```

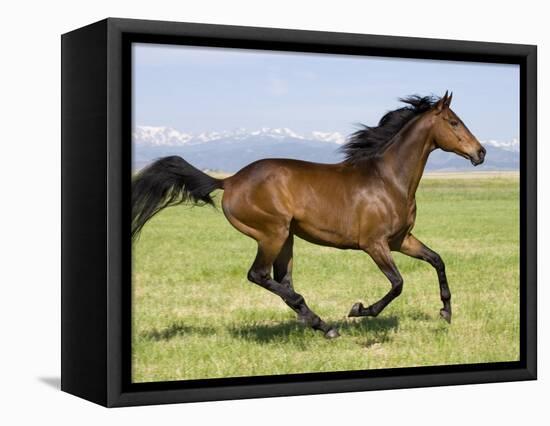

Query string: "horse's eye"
[449, 120, 459, 127]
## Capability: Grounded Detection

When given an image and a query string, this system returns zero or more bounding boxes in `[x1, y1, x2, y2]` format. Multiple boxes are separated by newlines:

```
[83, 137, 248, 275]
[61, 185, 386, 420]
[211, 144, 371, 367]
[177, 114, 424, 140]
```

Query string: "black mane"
[341, 95, 439, 164]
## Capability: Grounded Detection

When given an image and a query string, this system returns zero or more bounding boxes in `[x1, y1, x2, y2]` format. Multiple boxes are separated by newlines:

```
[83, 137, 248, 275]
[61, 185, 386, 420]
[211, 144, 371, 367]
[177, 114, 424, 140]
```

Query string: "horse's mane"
[341, 95, 439, 164]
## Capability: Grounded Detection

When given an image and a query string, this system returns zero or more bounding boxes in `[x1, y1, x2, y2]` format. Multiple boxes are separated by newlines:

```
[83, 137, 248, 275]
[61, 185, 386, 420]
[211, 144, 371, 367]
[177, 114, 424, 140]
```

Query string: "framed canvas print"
[61, 18, 537, 407]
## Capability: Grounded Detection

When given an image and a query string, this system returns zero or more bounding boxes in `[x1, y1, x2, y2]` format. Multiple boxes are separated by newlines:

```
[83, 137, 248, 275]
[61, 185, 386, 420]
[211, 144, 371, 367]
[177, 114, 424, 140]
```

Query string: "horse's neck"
[381, 116, 434, 200]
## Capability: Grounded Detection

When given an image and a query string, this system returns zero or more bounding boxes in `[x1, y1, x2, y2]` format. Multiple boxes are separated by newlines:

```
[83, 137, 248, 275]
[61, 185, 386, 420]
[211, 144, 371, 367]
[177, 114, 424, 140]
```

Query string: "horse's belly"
[291, 220, 359, 250]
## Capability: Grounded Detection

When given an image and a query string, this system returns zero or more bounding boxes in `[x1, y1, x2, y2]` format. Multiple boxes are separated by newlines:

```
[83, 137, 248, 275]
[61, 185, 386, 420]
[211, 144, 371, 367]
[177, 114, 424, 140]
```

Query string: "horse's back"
[222, 158, 347, 208]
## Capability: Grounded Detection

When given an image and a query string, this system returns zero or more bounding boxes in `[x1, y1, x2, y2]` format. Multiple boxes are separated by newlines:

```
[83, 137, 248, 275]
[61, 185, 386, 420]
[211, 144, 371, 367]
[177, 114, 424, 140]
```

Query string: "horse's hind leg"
[273, 234, 308, 323]
[248, 233, 339, 339]
[273, 234, 294, 290]
[398, 234, 451, 323]
[349, 241, 404, 318]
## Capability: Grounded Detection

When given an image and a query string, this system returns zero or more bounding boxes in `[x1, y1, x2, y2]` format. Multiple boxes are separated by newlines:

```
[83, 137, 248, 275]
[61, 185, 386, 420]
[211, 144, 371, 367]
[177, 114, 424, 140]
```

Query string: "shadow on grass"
[405, 309, 433, 322]
[341, 315, 399, 348]
[229, 316, 399, 344]
[141, 316, 399, 344]
[141, 322, 217, 341]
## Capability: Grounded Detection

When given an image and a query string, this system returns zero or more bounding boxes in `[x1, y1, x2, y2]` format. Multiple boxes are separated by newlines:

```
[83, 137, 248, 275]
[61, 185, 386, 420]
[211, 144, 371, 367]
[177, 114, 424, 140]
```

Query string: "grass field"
[131, 173, 520, 383]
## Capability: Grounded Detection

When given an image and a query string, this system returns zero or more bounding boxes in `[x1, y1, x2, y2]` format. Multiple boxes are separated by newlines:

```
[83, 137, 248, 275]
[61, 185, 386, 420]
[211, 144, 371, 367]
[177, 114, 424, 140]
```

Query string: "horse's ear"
[445, 91, 453, 107]
[434, 91, 448, 114]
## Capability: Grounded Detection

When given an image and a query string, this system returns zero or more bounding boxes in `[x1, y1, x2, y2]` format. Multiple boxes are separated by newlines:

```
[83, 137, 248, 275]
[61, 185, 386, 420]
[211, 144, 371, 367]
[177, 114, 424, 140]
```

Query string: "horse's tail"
[131, 155, 223, 239]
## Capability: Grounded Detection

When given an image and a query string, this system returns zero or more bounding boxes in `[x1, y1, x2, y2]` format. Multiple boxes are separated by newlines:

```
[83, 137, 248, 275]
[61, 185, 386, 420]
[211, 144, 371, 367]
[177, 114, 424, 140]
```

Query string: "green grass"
[132, 175, 520, 382]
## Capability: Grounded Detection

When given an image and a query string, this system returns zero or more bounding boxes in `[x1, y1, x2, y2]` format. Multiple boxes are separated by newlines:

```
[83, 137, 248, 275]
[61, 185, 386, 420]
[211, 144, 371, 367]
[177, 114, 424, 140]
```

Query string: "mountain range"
[133, 126, 519, 172]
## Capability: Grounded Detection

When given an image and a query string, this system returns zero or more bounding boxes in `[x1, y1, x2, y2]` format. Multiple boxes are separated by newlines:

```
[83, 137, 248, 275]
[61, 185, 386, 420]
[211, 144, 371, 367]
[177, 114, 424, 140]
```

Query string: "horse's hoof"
[440, 309, 452, 324]
[348, 302, 365, 317]
[324, 328, 340, 339]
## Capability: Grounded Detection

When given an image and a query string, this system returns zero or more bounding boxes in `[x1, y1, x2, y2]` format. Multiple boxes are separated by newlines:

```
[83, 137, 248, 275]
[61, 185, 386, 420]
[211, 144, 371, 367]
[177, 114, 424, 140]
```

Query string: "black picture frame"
[61, 17, 537, 407]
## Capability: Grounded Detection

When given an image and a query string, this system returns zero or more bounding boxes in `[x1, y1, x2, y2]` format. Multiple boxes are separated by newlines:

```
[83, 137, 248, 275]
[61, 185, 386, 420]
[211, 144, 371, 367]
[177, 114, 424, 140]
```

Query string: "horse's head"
[430, 91, 486, 166]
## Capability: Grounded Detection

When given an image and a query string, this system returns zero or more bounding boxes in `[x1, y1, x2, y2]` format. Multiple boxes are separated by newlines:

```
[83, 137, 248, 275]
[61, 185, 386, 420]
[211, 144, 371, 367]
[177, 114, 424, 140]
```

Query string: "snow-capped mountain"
[482, 138, 520, 152]
[134, 126, 194, 146]
[133, 125, 519, 172]
[133, 126, 345, 146]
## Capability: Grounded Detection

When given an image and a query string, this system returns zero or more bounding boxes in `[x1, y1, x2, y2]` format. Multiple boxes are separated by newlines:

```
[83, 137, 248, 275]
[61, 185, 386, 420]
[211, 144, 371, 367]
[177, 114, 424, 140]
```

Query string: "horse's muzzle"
[470, 146, 486, 166]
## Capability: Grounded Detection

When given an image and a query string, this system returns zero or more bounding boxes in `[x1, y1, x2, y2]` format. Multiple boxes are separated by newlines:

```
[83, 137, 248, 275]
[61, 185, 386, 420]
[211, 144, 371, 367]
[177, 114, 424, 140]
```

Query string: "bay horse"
[132, 92, 486, 339]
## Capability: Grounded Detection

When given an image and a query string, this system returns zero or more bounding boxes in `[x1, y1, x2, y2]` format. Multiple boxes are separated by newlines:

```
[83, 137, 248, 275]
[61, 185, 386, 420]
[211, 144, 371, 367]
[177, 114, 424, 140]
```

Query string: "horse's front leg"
[348, 241, 404, 318]
[398, 233, 451, 323]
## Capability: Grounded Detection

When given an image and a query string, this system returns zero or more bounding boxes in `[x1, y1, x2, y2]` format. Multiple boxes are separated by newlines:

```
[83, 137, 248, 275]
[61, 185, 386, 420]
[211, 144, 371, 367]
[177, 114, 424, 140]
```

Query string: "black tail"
[132, 156, 223, 239]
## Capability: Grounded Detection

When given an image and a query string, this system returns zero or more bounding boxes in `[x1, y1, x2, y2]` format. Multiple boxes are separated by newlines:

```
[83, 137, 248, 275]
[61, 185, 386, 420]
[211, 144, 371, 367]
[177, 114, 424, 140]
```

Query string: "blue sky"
[133, 43, 519, 141]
